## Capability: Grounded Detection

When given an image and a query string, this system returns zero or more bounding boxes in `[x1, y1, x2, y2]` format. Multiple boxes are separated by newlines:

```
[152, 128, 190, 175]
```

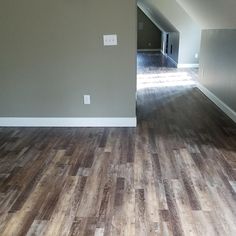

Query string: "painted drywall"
[176, 0, 236, 29]
[138, 0, 201, 65]
[0, 0, 136, 118]
[199, 29, 236, 112]
[137, 8, 162, 50]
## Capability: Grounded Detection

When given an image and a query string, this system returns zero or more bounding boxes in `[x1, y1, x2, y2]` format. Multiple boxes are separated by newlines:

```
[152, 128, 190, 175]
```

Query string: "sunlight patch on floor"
[137, 71, 196, 90]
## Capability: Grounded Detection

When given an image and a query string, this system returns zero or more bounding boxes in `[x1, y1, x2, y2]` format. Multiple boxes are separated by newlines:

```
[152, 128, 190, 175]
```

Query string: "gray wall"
[0, 0, 137, 118]
[178, 26, 201, 64]
[199, 29, 236, 111]
[137, 8, 162, 50]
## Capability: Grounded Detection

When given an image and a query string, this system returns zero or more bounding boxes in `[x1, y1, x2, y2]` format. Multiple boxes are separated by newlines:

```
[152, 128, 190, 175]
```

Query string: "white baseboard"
[137, 49, 161, 52]
[197, 83, 236, 123]
[166, 55, 178, 66]
[0, 117, 137, 127]
[160, 50, 165, 55]
[177, 64, 199, 68]
[161, 51, 168, 57]
[164, 54, 199, 69]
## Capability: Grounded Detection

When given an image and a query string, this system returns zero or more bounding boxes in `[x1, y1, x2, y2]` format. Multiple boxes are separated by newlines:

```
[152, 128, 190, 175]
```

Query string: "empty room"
[0, 0, 236, 235]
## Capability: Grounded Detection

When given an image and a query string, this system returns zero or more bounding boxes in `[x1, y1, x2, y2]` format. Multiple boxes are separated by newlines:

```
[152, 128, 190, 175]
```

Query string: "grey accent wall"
[0, 0, 137, 118]
[199, 29, 236, 112]
[137, 8, 162, 50]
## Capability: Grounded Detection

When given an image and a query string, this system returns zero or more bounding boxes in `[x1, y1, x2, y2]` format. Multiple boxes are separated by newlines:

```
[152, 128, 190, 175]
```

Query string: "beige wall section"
[137, 8, 162, 50]
[199, 29, 236, 111]
[0, 0, 137, 117]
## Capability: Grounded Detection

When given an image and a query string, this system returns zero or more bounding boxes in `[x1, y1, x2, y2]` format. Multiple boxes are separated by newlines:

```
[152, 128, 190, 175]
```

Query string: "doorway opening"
[136, 6, 199, 122]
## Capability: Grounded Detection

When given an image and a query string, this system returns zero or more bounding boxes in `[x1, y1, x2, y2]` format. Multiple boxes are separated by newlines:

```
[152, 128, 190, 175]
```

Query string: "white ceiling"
[176, 0, 236, 29]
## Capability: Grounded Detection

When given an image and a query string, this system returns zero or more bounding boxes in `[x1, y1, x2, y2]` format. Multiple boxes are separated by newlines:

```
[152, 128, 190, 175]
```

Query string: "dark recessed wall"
[137, 8, 162, 50]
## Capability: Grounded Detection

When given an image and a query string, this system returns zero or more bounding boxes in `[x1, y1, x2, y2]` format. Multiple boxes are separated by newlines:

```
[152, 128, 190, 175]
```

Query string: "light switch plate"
[84, 95, 91, 105]
[103, 34, 117, 46]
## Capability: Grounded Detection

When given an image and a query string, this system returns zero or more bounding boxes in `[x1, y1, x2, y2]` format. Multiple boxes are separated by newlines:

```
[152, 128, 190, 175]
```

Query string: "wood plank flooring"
[137, 52, 176, 71]
[0, 64, 236, 235]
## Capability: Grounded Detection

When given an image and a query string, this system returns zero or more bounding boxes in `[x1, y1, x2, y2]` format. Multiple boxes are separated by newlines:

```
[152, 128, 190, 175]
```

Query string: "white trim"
[0, 117, 137, 127]
[166, 55, 178, 66]
[177, 64, 199, 68]
[160, 50, 165, 55]
[197, 83, 236, 123]
[137, 49, 162, 52]
[160, 50, 168, 57]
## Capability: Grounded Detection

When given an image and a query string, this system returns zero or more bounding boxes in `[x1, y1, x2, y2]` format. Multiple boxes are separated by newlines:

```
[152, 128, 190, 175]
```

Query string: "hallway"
[136, 51, 236, 235]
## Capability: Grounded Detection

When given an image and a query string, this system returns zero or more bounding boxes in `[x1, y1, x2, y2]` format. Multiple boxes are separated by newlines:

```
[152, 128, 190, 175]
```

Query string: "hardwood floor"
[0, 55, 236, 235]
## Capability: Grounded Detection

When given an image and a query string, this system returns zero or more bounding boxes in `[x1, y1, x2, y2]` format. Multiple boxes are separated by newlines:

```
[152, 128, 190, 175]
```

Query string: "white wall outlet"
[195, 53, 199, 59]
[103, 34, 117, 46]
[84, 95, 91, 105]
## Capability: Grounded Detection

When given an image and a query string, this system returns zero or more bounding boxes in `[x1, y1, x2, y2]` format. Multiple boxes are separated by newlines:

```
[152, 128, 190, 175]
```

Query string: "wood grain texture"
[0, 53, 236, 235]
